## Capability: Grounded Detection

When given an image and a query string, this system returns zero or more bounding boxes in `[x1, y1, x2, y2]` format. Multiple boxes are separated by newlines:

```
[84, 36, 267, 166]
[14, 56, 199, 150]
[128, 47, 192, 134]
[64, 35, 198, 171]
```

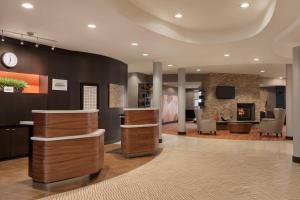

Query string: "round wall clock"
[2, 52, 18, 68]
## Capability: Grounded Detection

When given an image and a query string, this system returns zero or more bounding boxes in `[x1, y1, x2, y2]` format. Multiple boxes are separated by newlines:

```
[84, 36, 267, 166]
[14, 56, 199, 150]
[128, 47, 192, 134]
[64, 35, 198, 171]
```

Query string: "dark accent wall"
[0, 38, 127, 144]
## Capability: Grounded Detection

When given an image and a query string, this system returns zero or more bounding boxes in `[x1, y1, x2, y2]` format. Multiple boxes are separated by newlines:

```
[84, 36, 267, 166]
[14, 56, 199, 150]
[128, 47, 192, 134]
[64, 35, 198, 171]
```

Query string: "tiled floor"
[0, 144, 156, 200]
[163, 122, 287, 141]
[41, 134, 299, 200]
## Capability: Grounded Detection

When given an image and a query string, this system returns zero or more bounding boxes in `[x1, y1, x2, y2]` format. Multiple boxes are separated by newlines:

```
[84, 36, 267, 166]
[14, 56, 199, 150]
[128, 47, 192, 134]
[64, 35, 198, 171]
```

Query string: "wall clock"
[2, 52, 18, 68]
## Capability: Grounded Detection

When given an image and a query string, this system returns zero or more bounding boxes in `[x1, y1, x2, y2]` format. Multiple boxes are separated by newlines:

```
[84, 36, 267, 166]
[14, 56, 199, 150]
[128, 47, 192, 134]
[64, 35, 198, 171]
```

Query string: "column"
[286, 64, 293, 140]
[293, 47, 300, 163]
[178, 68, 186, 134]
[153, 62, 163, 143]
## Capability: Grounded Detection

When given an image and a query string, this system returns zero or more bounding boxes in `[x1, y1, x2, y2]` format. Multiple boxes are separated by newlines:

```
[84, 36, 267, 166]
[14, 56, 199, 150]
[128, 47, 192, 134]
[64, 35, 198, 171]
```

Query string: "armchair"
[260, 108, 286, 137]
[194, 108, 216, 135]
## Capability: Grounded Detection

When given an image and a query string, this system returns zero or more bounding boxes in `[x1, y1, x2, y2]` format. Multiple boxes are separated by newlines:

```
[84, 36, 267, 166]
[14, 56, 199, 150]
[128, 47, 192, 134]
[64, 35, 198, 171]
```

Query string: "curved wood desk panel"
[124, 108, 158, 125]
[121, 125, 158, 157]
[121, 108, 159, 158]
[32, 110, 98, 137]
[31, 130, 104, 183]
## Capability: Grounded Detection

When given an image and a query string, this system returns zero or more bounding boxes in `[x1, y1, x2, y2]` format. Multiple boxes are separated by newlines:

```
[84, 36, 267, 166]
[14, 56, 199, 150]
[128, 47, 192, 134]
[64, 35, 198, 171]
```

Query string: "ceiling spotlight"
[22, 3, 34, 9]
[20, 34, 24, 45]
[35, 43, 39, 48]
[260, 70, 265, 73]
[142, 53, 149, 57]
[51, 46, 55, 51]
[224, 54, 230, 57]
[88, 24, 96, 29]
[279, 76, 283, 80]
[167, 64, 173, 67]
[131, 42, 139, 46]
[240, 2, 250, 8]
[174, 13, 183, 19]
[254, 58, 260, 62]
[1, 30, 4, 42]
[196, 69, 201, 72]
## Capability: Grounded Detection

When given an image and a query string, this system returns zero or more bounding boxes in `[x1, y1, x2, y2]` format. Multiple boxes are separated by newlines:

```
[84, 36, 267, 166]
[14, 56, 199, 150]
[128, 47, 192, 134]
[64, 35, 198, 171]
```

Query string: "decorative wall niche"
[0, 71, 48, 94]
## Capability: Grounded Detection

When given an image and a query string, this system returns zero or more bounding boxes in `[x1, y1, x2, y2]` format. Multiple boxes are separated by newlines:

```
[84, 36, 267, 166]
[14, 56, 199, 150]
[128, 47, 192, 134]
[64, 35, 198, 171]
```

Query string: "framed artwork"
[80, 83, 99, 110]
[109, 83, 124, 108]
[162, 94, 178, 123]
[52, 79, 68, 91]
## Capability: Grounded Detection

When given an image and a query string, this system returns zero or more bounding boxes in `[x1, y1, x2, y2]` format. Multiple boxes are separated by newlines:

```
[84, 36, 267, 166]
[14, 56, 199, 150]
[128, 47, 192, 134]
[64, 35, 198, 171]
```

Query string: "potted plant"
[0, 77, 28, 93]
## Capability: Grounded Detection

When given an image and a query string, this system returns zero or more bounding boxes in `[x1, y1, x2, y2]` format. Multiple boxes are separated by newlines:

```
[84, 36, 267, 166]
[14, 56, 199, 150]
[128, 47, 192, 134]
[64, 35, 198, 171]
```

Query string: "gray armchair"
[260, 108, 286, 137]
[194, 108, 216, 135]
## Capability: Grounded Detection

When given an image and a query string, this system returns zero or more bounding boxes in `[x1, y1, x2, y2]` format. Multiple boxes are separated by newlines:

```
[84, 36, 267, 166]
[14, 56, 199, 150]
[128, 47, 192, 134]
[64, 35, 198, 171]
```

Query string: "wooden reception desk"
[121, 108, 159, 158]
[30, 110, 104, 183]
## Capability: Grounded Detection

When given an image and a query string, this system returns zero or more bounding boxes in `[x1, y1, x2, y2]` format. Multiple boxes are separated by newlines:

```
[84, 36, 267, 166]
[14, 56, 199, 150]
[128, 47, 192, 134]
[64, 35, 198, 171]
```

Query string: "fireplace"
[237, 103, 255, 121]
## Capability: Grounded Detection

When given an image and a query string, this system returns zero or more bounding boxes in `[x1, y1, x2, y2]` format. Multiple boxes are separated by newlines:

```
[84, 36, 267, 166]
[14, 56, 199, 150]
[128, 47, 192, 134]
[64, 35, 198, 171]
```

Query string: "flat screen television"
[216, 86, 235, 99]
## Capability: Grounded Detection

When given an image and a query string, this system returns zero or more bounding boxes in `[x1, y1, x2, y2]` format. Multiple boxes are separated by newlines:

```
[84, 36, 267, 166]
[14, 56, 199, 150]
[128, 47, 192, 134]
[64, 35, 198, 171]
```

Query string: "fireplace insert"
[237, 103, 255, 121]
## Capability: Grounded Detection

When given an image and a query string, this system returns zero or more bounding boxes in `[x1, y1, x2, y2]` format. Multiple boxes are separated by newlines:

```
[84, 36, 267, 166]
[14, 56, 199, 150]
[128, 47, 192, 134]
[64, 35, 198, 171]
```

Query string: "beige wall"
[203, 73, 261, 121]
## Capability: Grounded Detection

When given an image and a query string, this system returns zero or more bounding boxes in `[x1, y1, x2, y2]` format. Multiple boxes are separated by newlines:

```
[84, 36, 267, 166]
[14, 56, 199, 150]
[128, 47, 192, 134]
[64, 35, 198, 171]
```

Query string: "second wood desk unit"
[121, 108, 159, 158]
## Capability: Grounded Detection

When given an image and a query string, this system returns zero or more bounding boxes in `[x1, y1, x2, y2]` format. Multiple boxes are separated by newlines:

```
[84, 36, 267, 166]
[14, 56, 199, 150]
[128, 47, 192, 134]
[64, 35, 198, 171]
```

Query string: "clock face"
[2, 52, 18, 68]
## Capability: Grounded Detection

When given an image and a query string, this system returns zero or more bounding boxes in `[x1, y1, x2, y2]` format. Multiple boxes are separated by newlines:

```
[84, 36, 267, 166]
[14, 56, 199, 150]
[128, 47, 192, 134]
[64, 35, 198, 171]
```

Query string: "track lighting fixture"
[0, 29, 58, 50]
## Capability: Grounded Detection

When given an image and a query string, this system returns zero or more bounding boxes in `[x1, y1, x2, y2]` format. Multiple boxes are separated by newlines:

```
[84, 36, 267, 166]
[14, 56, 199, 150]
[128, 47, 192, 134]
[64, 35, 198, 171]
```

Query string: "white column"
[293, 47, 300, 163]
[153, 62, 163, 143]
[286, 64, 293, 140]
[178, 68, 186, 134]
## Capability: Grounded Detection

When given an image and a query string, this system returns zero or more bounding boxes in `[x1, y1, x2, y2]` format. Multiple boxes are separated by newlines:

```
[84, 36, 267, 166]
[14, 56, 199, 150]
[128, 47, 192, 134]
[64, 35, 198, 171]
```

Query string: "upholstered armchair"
[260, 108, 286, 137]
[194, 108, 217, 135]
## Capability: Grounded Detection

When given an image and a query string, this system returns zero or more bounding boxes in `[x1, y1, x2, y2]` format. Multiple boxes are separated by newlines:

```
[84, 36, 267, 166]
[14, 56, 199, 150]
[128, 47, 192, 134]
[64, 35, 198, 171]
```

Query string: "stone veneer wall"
[202, 73, 262, 121]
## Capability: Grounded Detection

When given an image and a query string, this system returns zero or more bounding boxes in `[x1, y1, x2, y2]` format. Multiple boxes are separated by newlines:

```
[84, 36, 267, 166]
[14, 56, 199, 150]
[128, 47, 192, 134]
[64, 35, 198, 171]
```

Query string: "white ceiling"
[0, 0, 299, 77]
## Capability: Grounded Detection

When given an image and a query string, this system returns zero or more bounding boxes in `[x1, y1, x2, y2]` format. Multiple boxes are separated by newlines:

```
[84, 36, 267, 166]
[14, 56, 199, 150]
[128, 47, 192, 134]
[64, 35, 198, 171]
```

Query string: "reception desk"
[30, 110, 104, 183]
[121, 108, 159, 158]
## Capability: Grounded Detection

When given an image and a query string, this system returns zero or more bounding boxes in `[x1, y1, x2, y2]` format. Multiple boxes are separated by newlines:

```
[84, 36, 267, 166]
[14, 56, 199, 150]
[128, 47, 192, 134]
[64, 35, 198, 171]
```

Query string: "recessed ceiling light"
[260, 70, 265, 73]
[131, 42, 139, 46]
[22, 3, 34, 9]
[88, 24, 96, 29]
[224, 54, 230, 57]
[174, 13, 183, 19]
[167, 64, 173, 67]
[196, 69, 201, 72]
[254, 58, 260, 62]
[240, 2, 250, 8]
[279, 77, 283, 80]
[142, 53, 149, 57]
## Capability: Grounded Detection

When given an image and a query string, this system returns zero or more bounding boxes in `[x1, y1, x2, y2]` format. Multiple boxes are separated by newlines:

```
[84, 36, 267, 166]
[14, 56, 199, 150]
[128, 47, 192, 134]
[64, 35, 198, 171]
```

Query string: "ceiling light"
[260, 70, 265, 73]
[196, 69, 201, 72]
[254, 58, 260, 62]
[167, 64, 173, 67]
[131, 42, 138, 46]
[88, 24, 96, 29]
[279, 77, 283, 80]
[1, 30, 4, 42]
[20, 41, 24, 45]
[142, 53, 149, 57]
[224, 54, 230, 57]
[51, 46, 55, 51]
[240, 2, 250, 8]
[174, 13, 183, 19]
[35, 43, 39, 48]
[22, 3, 34, 9]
